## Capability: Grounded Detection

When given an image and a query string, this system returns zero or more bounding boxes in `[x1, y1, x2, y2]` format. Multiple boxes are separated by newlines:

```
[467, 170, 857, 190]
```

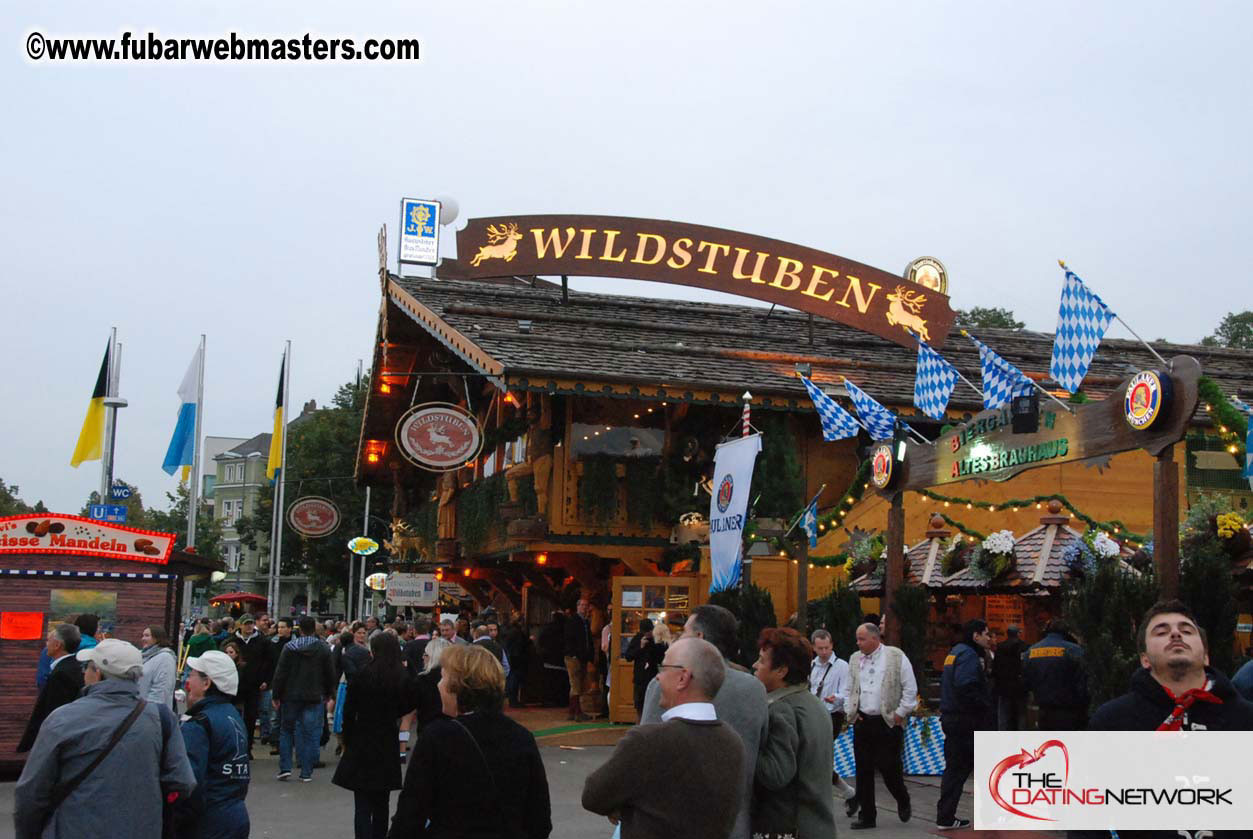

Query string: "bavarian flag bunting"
[843, 378, 898, 441]
[1049, 266, 1114, 393]
[966, 333, 1035, 411]
[799, 375, 861, 441]
[70, 340, 110, 467]
[913, 339, 958, 421]
[1233, 395, 1253, 482]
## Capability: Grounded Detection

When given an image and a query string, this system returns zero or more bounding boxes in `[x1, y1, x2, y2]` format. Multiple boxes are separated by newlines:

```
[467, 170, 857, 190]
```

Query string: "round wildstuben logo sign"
[287, 496, 341, 538]
[395, 402, 484, 472]
[870, 443, 896, 489]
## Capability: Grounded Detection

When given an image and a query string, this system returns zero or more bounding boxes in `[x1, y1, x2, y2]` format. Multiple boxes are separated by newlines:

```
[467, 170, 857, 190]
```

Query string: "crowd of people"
[14, 596, 1253, 839]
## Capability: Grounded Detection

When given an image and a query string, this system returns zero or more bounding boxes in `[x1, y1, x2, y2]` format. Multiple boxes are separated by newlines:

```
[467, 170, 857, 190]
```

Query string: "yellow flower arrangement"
[1217, 512, 1246, 540]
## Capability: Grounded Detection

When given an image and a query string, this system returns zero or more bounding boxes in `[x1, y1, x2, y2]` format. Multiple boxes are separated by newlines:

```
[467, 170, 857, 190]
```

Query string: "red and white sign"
[976, 731, 1253, 831]
[287, 496, 341, 538]
[395, 402, 483, 472]
[0, 514, 174, 564]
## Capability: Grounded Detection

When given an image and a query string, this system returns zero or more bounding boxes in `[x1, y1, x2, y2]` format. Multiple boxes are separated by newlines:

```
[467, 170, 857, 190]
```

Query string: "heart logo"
[988, 740, 1070, 821]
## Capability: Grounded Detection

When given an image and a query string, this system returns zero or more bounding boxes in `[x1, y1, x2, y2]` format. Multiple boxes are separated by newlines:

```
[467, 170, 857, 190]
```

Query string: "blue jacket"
[1021, 632, 1090, 710]
[940, 641, 992, 720]
[1232, 659, 1253, 703]
[179, 693, 250, 839]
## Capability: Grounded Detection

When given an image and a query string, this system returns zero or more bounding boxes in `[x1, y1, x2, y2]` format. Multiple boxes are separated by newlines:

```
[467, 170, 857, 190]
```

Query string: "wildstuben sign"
[450, 215, 957, 349]
[895, 356, 1202, 491]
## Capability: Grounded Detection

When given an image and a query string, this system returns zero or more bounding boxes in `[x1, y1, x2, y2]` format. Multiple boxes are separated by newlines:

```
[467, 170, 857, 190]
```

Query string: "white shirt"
[51, 653, 73, 670]
[809, 654, 850, 713]
[661, 701, 717, 722]
[843, 644, 918, 720]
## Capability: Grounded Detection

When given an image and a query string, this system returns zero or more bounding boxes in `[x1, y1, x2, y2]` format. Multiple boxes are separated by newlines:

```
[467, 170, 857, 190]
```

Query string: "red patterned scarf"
[1157, 679, 1222, 731]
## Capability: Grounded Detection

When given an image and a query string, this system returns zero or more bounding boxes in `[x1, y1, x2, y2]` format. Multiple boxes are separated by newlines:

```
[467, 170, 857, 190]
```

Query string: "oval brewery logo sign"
[287, 496, 341, 538]
[396, 402, 484, 472]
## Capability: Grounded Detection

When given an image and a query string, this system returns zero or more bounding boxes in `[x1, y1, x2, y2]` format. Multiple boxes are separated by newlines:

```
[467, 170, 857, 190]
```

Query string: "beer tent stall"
[0, 513, 223, 771]
[354, 212, 1253, 723]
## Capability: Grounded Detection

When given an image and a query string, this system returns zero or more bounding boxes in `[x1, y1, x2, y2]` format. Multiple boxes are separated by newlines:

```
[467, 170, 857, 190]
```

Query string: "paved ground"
[0, 708, 1063, 838]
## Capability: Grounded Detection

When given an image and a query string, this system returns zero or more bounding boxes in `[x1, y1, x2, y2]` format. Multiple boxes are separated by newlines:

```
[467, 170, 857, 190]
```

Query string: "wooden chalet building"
[356, 255, 1253, 721]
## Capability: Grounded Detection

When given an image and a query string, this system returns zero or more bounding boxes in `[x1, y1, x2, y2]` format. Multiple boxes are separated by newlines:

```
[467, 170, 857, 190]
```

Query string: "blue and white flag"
[162, 346, 202, 477]
[967, 334, 1036, 410]
[800, 375, 861, 441]
[843, 379, 898, 441]
[1050, 268, 1115, 393]
[914, 340, 959, 421]
[802, 500, 818, 549]
[709, 433, 762, 594]
[1233, 395, 1253, 483]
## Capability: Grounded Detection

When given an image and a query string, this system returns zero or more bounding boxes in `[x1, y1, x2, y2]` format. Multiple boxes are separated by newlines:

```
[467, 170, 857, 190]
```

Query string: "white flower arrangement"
[1091, 531, 1121, 559]
[982, 529, 1016, 556]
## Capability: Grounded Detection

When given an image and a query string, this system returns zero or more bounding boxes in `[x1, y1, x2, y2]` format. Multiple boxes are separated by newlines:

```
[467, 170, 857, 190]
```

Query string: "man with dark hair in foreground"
[1068, 600, 1253, 839]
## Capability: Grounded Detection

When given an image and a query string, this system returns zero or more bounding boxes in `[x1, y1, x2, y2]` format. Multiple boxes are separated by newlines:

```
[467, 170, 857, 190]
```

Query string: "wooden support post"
[883, 492, 905, 646]
[797, 539, 809, 636]
[1154, 444, 1181, 599]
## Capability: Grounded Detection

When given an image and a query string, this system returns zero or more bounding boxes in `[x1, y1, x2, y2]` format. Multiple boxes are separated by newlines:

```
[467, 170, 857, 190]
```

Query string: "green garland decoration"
[912, 488, 1148, 545]
[1198, 375, 1248, 461]
[579, 454, 620, 525]
[456, 473, 508, 553]
[623, 456, 662, 529]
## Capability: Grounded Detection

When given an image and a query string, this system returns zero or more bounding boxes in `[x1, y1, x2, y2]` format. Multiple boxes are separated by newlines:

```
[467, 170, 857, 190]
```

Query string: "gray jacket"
[641, 665, 768, 839]
[753, 683, 837, 839]
[14, 678, 196, 839]
[138, 646, 177, 707]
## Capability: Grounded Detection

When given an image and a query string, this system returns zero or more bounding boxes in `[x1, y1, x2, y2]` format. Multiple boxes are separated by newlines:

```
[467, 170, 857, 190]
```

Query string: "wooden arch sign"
[449, 215, 957, 349]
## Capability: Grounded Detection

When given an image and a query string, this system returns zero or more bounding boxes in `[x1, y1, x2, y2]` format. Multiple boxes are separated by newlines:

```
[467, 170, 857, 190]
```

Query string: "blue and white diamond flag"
[967, 334, 1036, 410]
[802, 500, 818, 549]
[1050, 268, 1115, 393]
[914, 340, 959, 421]
[843, 379, 898, 440]
[800, 375, 861, 442]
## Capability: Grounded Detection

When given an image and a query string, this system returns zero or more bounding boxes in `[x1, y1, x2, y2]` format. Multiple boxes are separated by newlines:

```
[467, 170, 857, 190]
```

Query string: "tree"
[954, 307, 1024, 330]
[0, 478, 47, 516]
[707, 583, 777, 667]
[269, 376, 395, 606]
[147, 482, 224, 565]
[80, 482, 149, 527]
[1201, 311, 1253, 349]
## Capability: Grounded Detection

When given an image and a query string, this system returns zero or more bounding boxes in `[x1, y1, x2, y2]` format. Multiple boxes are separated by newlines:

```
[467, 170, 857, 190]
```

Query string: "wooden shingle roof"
[389, 273, 1253, 414]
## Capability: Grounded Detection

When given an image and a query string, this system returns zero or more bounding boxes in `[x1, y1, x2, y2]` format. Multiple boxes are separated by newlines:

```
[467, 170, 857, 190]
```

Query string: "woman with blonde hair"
[391, 645, 552, 839]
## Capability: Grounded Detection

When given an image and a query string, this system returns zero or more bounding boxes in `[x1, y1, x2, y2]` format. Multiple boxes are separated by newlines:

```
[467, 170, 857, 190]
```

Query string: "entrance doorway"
[608, 575, 702, 723]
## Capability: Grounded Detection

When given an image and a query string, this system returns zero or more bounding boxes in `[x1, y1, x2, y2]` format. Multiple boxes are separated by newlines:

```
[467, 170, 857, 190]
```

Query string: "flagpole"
[909, 329, 984, 401]
[99, 327, 117, 501]
[1058, 260, 1170, 369]
[962, 330, 1074, 415]
[183, 335, 206, 624]
[271, 341, 292, 616]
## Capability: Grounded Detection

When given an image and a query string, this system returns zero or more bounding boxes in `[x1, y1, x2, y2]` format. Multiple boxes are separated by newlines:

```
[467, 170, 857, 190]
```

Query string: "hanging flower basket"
[972, 530, 1015, 580]
[940, 536, 970, 577]
[1216, 513, 1252, 559]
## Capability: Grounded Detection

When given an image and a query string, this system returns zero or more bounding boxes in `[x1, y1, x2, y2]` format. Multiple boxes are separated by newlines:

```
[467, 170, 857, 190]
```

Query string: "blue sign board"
[109, 482, 132, 500]
[89, 504, 128, 523]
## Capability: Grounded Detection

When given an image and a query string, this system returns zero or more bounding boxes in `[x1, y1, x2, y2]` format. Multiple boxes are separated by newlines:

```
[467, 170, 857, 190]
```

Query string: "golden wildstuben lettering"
[531, 227, 577, 259]
[731, 247, 770, 284]
[518, 226, 886, 316]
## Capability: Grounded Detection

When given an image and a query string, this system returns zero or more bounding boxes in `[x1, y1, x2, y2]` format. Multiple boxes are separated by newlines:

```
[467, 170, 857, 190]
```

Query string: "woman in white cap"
[180, 649, 251, 839]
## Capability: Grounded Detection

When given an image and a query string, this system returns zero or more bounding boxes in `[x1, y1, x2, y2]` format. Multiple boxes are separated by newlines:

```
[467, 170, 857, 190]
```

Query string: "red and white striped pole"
[741, 391, 752, 436]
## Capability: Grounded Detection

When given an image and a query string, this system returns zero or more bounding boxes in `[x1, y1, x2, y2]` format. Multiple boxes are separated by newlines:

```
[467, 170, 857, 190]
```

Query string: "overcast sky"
[3, 1, 1249, 515]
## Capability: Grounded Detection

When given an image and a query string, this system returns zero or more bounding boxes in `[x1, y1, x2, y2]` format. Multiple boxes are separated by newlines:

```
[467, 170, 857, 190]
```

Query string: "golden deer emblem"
[470, 222, 523, 266]
[384, 518, 428, 563]
[885, 285, 930, 343]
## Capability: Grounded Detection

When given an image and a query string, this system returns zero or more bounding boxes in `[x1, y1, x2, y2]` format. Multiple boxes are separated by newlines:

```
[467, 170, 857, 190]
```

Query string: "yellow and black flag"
[70, 341, 110, 467]
[265, 354, 285, 480]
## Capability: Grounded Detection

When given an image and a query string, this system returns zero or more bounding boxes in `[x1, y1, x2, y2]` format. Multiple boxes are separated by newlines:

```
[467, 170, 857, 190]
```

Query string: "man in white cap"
[180, 649, 251, 837]
[15, 638, 196, 839]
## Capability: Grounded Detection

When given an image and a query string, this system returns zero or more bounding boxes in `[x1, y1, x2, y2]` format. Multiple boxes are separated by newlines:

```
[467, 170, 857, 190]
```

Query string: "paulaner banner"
[974, 731, 1253, 831]
[708, 434, 761, 593]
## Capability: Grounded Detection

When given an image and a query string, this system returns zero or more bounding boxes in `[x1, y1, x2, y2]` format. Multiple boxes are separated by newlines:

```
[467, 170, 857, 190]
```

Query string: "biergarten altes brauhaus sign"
[451, 215, 958, 349]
